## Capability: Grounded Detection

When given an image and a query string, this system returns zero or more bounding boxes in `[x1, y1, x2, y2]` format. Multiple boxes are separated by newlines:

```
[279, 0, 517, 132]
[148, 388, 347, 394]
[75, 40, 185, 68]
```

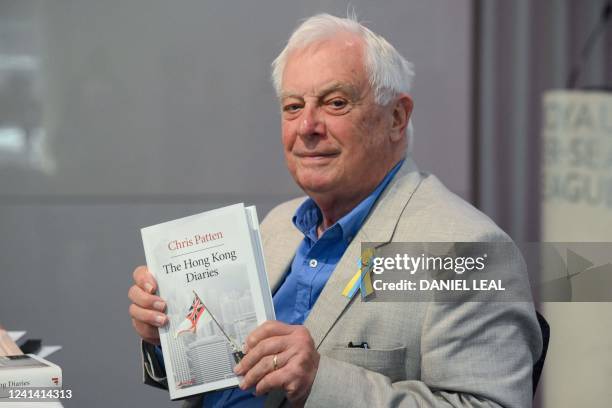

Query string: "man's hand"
[128, 265, 168, 345]
[234, 321, 320, 407]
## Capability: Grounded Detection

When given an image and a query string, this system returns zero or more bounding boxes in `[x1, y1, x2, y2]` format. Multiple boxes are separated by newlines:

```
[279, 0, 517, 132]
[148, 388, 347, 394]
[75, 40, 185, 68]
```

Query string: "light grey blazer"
[143, 157, 542, 408]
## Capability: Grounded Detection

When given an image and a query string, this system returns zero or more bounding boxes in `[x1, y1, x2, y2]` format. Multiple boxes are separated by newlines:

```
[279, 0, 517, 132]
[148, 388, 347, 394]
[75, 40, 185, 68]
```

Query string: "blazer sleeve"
[141, 340, 168, 390]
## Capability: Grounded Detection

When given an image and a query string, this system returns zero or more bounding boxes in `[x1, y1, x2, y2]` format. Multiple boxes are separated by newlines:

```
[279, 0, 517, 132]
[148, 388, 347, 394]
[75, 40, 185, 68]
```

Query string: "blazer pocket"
[325, 346, 407, 382]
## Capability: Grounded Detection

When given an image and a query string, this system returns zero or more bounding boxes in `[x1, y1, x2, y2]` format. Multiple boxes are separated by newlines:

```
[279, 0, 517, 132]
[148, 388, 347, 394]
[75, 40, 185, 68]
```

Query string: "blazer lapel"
[263, 158, 422, 408]
[262, 223, 302, 293]
[304, 156, 423, 348]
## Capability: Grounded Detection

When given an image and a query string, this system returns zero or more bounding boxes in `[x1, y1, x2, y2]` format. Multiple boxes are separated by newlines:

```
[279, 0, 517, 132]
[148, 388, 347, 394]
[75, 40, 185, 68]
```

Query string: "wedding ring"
[272, 354, 278, 371]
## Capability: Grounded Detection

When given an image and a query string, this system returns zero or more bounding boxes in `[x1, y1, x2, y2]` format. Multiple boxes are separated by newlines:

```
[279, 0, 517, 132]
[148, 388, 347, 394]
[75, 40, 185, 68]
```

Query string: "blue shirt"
[202, 161, 404, 407]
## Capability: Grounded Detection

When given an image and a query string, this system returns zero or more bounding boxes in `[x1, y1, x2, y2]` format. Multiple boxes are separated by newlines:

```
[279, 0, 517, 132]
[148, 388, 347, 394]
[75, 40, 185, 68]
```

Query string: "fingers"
[129, 303, 167, 328]
[254, 352, 314, 404]
[129, 266, 165, 312]
[238, 323, 319, 401]
[240, 350, 293, 391]
[129, 265, 166, 344]
[128, 284, 166, 312]
[133, 265, 158, 294]
[254, 368, 288, 396]
[245, 320, 295, 352]
[235, 336, 289, 376]
[131, 318, 161, 345]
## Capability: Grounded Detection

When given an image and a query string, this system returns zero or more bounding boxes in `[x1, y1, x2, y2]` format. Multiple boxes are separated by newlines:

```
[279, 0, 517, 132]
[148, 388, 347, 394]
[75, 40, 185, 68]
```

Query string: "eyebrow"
[280, 82, 360, 101]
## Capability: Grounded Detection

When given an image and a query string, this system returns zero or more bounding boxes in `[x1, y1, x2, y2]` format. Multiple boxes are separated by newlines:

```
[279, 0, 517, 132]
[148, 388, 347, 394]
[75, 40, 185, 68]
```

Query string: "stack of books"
[0, 326, 63, 394]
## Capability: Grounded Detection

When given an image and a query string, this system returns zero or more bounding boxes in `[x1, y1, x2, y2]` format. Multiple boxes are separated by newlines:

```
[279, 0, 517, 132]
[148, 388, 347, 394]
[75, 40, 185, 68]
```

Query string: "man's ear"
[390, 94, 413, 142]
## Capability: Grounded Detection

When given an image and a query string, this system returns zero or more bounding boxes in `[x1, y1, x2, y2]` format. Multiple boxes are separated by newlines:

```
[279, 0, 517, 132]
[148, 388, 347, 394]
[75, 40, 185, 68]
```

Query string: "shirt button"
[309, 259, 318, 268]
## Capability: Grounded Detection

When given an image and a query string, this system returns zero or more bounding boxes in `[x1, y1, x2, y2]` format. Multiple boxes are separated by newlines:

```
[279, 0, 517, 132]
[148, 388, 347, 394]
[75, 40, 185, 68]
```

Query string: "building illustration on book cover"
[164, 279, 256, 389]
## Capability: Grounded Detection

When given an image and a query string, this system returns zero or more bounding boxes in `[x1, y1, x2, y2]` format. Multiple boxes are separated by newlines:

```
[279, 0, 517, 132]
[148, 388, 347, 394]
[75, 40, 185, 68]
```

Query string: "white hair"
[271, 13, 415, 143]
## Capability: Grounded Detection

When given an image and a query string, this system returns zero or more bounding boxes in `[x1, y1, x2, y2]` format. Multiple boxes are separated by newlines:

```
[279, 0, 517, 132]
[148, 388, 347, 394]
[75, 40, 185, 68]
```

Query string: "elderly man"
[128, 13, 542, 408]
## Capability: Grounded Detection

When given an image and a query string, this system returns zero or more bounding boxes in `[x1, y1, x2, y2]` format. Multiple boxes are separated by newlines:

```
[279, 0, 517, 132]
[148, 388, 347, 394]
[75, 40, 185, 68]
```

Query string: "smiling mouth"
[295, 152, 340, 158]
[294, 153, 340, 167]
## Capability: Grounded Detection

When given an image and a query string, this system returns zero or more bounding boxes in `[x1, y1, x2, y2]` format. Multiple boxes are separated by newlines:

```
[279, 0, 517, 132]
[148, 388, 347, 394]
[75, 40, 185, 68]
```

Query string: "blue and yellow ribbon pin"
[342, 248, 375, 298]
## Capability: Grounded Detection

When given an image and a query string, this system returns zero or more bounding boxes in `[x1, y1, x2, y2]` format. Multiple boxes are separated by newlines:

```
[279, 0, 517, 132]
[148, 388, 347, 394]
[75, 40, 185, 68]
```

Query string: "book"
[0, 354, 62, 390]
[141, 203, 275, 400]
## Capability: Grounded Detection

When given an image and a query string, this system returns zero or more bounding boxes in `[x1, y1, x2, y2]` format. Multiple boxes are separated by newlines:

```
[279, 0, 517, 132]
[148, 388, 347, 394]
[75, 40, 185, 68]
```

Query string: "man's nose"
[298, 105, 325, 138]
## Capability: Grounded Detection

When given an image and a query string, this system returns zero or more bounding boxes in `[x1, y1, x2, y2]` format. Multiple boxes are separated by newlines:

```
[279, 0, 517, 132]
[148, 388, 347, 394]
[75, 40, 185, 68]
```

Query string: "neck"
[313, 156, 404, 236]
[315, 194, 366, 235]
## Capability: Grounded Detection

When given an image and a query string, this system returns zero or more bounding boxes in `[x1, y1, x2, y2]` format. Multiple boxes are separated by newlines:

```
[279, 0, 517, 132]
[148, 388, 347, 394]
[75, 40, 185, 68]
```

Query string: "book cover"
[0, 354, 62, 390]
[141, 203, 275, 400]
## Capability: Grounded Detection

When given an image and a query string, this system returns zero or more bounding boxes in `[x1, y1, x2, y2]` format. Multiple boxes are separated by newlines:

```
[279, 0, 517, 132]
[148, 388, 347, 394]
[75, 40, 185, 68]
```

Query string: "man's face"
[280, 34, 398, 202]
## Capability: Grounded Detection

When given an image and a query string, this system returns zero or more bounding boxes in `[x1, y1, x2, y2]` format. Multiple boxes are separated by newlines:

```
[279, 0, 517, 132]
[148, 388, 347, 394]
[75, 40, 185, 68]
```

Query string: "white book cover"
[0, 354, 62, 390]
[141, 203, 275, 400]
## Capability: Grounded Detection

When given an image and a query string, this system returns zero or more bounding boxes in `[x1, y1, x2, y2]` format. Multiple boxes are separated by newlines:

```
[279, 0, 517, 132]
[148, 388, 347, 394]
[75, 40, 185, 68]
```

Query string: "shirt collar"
[292, 159, 405, 244]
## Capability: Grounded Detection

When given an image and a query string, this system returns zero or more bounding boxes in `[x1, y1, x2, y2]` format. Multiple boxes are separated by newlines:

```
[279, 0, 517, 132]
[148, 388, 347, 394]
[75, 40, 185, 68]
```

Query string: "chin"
[289, 162, 345, 193]
[295, 174, 338, 195]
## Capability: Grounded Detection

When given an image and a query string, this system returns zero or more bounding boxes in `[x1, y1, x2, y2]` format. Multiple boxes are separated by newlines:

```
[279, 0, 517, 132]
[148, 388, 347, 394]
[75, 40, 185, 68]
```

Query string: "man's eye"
[327, 99, 348, 109]
[283, 104, 302, 113]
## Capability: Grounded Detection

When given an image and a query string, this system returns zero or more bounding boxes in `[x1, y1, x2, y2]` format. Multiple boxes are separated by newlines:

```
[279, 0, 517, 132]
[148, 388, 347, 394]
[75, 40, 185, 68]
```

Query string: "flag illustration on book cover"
[175, 291, 212, 338]
[175, 291, 246, 364]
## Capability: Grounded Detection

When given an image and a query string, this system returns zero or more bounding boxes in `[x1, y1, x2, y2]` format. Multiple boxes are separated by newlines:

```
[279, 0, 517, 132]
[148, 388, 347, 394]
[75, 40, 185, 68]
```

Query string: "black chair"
[532, 311, 550, 396]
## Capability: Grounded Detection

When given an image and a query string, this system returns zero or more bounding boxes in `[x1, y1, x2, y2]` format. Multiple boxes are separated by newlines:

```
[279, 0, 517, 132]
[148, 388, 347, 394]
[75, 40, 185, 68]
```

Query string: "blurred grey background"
[0, 0, 610, 407]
